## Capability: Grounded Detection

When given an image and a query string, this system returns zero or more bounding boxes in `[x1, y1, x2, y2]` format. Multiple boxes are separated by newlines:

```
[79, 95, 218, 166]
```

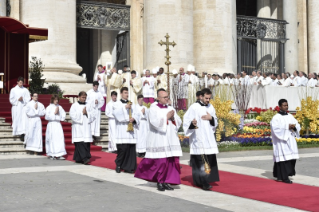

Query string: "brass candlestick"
[127, 101, 134, 132]
[158, 33, 176, 97]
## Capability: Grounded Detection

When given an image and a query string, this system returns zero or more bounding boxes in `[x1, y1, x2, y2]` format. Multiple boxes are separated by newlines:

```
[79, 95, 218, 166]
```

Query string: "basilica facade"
[0, 0, 316, 94]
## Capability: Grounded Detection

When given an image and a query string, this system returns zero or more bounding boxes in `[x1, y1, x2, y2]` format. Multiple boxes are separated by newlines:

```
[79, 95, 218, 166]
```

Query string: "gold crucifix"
[158, 33, 176, 96]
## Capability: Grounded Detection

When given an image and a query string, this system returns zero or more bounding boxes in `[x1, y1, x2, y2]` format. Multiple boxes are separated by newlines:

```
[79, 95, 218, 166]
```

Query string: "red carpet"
[65, 151, 319, 212]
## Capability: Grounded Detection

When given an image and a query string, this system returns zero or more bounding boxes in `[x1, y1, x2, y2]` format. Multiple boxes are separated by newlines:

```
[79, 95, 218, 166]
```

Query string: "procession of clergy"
[9, 64, 300, 192]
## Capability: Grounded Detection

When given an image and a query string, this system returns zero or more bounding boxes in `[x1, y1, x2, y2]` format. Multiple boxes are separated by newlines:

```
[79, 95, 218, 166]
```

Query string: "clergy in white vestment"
[141, 69, 155, 104]
[156, 67, 168, 91]
[183, 89, 219, 190]
[95, 65, 107, 111]
[254, 71, 264, 85]
[170, 69, 179, 109]
[107, 68, 122, 103]
[129, 70, 142, 105]
[177, 67, 190, 110]
[270, 74, 279, 86]
[86, 81, 105, 137]
[282, 73, 292, 87]
[113, 87, 140, 173]
[271, 99, 300, 184]
[9, 77, 30, 140]
[188, 65, 197, 108]
[70, 91, 97, 165]
[134, 95, 149, 157]
[105, 91, 118, 152]
[24, 93, 46, 152]
[135, 88, 183, 191]
[307, 73, 317, 88]
[152, 68, 158, 99]
[291, 70, 301, 87]
[299, 72, 308, 86]
[45, 94, 67, 159]
[260, 73, 272, 86]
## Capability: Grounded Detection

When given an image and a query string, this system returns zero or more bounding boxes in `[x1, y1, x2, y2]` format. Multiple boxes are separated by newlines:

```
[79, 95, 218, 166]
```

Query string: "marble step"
[0, 141, 25, 148]
[0, 147, 28, 155]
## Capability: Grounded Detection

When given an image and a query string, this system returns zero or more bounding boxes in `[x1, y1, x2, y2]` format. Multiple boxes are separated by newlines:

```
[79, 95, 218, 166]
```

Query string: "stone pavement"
[0, 148, 318, 212]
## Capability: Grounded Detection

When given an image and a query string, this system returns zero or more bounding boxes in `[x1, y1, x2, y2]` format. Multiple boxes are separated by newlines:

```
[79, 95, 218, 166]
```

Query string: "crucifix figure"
[158, 33, 176, 97]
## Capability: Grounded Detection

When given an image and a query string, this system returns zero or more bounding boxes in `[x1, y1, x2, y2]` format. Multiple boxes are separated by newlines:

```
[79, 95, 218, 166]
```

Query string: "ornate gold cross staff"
[158, 33, 176, 97]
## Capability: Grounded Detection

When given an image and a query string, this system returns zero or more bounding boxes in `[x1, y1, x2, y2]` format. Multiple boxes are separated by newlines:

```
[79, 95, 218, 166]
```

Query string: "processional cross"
[158, 33, 176, 97]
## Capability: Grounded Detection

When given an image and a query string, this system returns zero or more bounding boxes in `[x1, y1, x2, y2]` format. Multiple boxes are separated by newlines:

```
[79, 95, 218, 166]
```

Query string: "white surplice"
[86, 89, 105, 136]
[183, 102, 219, 155]
[45, 104, 67, 157]
[105, 100, 117, 152]
[24, 100, 46, 152]
[9, 85, 30, 135]
[270, 113, 300, 162]
[95, 72, 107, 97]
[112, 100, 140, 144]
[134, 104, 149, 153]
[141, 76, 155, 98]
[70, 102, 96, 143]
[145, 103, 182, 159]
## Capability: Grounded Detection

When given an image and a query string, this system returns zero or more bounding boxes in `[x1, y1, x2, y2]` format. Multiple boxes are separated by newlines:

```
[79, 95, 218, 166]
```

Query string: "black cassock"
[273, 159, 297, 180]
[73, 142, 91, 163]
[190, 154, 219, 187]
[115, 144, 137, 171]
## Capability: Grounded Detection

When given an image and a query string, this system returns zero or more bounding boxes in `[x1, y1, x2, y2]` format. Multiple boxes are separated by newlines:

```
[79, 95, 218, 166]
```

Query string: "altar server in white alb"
[183, 89, 219, 190]
[135, 89, 183, 192]
[86, 81, 105, 137]
[105, 91, 118, 152]
[9, 77, 30, 140]
[134, 94, 149, 158]
[24, 93, 46, 153]
[113, 87, 140, 173]
[45, 95, 67, 160]
[270, 99, 300, 184]
[70, 91, 97, 165]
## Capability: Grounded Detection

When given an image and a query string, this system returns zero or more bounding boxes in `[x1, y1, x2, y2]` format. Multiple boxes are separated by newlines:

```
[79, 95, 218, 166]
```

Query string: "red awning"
[0, 16, 48, 40]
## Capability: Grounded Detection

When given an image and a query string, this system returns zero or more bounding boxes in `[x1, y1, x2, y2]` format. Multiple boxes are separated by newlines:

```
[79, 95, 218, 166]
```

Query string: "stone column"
[20, 0, 86, 94]
[297, 0, 308, 73]
[143, 0, 193, 72]
[9, 0, 19, 20]
[283, 0, 298, 73]
[193, 0, 236, 74]
[127, 0, 144, 73]
[257, 0, 271, 18]
[0, 0, 6, 16]
[308, 0, 319, 73]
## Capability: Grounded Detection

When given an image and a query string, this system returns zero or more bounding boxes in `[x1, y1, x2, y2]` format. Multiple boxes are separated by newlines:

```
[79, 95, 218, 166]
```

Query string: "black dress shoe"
[283, 179, 293, 184]
[157, 183, 165, 191]
[20, 134, 25, 141]
[83, 158, 90, 165]
[163, 183, 174, 190]
[202, 184, 212, 191]
[124, 170, 135, 174]
[116, 166, 121, 173]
